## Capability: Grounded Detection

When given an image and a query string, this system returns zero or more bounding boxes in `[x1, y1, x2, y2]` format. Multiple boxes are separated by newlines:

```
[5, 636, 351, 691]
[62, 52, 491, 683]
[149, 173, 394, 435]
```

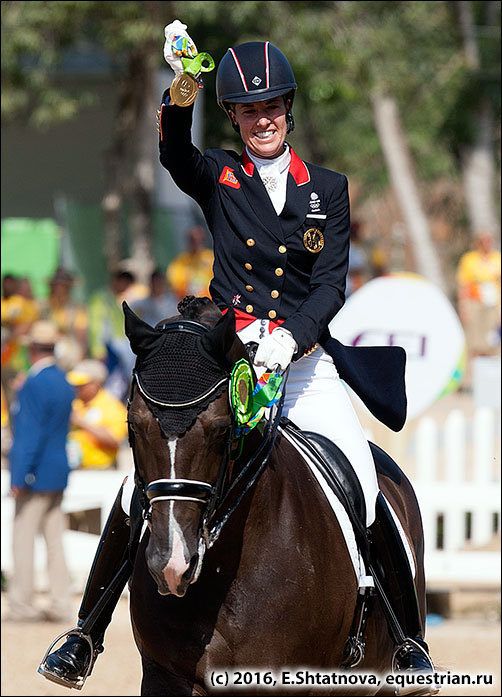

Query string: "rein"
[127, 318, 285, 548]
[203, 386, 284, 547]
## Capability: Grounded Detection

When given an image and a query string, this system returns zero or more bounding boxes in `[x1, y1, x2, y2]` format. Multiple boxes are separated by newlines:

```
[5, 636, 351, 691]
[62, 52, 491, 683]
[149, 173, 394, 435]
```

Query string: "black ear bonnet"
[124, 302, 235, 437]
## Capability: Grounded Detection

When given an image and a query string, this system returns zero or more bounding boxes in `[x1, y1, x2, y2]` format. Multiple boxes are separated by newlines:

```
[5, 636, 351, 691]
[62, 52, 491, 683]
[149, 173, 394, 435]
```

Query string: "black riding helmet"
[216, 41, 297, 133]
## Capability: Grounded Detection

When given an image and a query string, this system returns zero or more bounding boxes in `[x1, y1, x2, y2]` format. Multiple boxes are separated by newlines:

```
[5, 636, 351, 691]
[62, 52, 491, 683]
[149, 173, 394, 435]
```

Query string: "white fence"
[2, 406, 500, 593]
[411, 407, 501, 586]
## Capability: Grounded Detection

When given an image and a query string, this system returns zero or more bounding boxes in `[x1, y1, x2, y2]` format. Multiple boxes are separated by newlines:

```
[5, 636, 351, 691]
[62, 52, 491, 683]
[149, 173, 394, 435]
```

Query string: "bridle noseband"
[145, 479, 214, 505]
[128, 317, 285, 549]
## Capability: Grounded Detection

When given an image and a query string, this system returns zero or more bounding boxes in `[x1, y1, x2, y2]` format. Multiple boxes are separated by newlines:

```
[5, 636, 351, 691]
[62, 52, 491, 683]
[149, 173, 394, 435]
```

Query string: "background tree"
[450, 0, 500, 237]
[2, 0, 172, 280]
[2, 1, 500, 291]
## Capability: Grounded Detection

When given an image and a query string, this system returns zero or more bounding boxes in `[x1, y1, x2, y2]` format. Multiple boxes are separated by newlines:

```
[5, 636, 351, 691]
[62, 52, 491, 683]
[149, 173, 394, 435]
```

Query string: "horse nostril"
[182, 554, 199, 582]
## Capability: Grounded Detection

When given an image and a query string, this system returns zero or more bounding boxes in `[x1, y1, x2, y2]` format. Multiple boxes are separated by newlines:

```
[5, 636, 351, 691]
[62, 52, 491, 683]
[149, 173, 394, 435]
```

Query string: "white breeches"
[237, 320, 379, 526]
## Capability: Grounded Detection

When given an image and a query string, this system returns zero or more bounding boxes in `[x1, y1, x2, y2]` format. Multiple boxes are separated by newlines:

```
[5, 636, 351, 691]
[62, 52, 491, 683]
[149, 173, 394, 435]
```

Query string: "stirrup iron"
[391, 639, 439, 697]
[38, 627, 96, 690]
[392, 637, 435, 673]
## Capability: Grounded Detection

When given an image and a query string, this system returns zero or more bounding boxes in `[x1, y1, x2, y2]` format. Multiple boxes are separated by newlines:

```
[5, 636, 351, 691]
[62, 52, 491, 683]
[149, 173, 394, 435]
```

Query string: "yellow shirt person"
[66, 360, 127, 470]
[166, 225, 214, 301]
[456, 231, 501, 354]
[456, 247, 501, 306]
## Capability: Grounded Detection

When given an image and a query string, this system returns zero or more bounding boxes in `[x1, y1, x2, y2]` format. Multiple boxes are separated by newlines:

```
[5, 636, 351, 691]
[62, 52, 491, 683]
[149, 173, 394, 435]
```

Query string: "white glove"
[254, 328, 297, 372]
[163, 20, 198, 75]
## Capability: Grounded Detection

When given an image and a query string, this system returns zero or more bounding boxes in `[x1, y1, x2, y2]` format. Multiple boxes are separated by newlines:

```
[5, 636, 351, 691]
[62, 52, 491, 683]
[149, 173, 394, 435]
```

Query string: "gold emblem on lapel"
[303, 228, 324, 253]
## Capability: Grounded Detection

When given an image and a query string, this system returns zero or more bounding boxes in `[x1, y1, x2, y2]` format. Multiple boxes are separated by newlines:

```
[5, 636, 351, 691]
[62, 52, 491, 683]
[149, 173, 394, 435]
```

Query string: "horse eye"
[210, 418, 231, 437]
[127, 412, 149, 435]
[127, 415, 141, 430]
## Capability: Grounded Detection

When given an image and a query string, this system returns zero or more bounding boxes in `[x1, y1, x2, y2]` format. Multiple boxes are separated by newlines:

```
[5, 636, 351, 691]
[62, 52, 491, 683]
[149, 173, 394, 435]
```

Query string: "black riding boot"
[369, 493, 436, 688]
[38, 483, 141, 690]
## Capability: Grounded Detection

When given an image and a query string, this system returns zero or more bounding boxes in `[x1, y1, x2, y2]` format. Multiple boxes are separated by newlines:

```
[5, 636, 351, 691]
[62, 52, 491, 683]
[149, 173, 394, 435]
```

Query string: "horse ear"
[200, 307, 236, 361]
[123, 301, 165, 357]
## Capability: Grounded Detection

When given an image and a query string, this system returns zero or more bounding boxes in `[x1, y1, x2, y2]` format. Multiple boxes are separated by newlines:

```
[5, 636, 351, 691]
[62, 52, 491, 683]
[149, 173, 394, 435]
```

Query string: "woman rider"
[39, 20, 435, 689]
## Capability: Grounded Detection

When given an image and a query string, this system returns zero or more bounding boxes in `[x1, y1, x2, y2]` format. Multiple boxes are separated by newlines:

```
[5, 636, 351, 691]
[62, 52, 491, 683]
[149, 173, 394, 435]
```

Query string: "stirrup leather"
[37, 627, 98, 690]
[342, 585, 375, 668]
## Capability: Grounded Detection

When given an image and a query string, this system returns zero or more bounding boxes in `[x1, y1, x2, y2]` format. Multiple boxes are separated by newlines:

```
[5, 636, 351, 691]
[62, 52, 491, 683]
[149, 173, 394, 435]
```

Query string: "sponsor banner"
[330, 273, 466, 421]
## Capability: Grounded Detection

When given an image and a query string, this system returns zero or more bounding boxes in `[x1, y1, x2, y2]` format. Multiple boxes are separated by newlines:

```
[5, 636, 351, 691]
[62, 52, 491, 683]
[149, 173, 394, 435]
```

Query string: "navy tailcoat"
[159, 96, 406, 431]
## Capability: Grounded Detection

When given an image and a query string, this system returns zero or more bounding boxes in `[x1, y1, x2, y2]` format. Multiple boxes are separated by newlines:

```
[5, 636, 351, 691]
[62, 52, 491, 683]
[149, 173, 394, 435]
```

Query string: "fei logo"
[351, 330, 427, 359]
[329, 274, 466, 421]
[219, 166, 240, 189]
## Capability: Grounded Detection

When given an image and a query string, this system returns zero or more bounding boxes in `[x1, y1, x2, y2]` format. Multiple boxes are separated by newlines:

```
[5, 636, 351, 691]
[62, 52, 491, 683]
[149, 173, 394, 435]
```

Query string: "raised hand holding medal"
[163, 20, 215, 107]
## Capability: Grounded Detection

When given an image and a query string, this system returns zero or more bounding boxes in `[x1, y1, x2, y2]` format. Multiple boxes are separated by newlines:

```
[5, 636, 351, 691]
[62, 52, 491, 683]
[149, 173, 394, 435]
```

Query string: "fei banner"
[330, 273, 466, 421]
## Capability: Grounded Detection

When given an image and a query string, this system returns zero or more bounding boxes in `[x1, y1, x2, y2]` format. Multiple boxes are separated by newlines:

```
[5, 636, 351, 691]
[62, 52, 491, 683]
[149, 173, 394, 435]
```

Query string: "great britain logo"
[309, 192, 321, 211]
[219, 166, 241, 189]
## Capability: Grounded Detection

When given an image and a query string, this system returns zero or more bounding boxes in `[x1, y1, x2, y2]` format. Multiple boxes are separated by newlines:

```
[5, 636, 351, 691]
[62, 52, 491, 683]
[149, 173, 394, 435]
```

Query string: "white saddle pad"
[278, 426, 416, 586]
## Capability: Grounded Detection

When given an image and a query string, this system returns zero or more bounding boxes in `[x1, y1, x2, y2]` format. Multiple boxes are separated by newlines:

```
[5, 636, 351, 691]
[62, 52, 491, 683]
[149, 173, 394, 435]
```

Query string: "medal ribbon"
[182, 52, 215, 76]
[170, 35, 215, 78]
[231, 360, 283, 438]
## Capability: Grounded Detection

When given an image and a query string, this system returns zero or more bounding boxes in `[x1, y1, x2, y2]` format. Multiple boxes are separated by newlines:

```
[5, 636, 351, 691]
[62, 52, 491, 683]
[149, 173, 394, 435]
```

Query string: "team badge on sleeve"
[219, 166, 241, 189]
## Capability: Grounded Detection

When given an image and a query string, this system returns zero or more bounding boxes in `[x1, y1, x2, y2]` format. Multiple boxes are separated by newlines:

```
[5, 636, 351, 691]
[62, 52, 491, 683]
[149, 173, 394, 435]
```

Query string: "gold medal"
[303, 228, 324, 253]
[170, 73, 199, 107]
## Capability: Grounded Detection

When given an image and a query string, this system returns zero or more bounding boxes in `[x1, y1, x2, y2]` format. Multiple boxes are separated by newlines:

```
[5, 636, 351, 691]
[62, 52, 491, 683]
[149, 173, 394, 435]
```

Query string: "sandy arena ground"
[1, 592, 500, 697]
[2, 392, 500, 695]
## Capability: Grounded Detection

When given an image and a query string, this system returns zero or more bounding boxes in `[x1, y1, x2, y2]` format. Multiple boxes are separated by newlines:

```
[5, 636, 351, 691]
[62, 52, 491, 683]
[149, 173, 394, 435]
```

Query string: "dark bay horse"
[124, 298, 427, 696]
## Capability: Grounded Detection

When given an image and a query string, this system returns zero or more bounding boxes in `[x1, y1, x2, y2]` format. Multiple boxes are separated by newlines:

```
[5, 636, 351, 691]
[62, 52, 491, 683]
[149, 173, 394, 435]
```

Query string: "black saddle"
[279, 417, 403, 544]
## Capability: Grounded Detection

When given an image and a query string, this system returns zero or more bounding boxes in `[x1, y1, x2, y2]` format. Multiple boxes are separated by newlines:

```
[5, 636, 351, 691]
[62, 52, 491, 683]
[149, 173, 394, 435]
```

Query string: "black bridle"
[127, 318, 284, 549]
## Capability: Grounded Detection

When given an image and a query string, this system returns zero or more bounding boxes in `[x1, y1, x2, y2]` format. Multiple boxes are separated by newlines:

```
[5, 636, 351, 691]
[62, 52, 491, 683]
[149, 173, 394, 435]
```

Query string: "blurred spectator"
[65, 360, 128, 470]
[7, 320, 74, 623]
[167, 225, 214, 301]
[1, 382, 12, 461]
[347, 222, 369, 296]
[131, 268, 178, 327]
[2, 273, 18, 300]
[40, 267, 89, 345]
[88, 270, 136, 401]
[39, 267, 89, 371]
[88, 270, 133, 361]
[18, 276, 38, 302]
[1, 382, 9, 430]
[1, 275, 20, 415]
[1, 275, 40, 340]
[369, 245, 389, 279]
[456, 230, 501, 387]
[114, 259, 150, 306]
[2, 275, 41, 407]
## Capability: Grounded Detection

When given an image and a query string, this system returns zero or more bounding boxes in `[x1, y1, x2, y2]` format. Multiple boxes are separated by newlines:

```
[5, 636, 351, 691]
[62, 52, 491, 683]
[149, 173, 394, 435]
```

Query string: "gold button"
[268, 310, 277, 319]
[275, 267, 284, 276]
[246, 304, 254, 314]
[270, 290, 279, 299]
[245, 263, 253, 270]
[245, 285, 254, 292]
[278, 245, 287, 254]
[246, 238, 255, 247]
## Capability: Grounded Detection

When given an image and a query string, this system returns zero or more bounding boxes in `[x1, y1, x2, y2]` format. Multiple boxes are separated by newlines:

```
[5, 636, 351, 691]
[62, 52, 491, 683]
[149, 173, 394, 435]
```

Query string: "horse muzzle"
[146, 536, 205, 597]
